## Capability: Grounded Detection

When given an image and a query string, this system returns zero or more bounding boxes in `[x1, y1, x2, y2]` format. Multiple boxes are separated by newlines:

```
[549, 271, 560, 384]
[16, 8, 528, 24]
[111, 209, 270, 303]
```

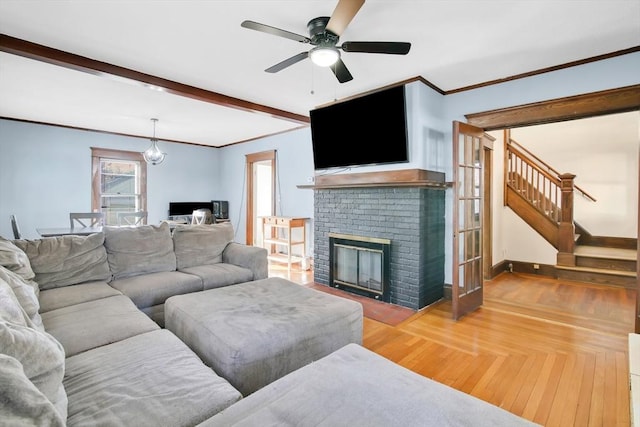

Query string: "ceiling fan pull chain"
[310, 61, 315, 95]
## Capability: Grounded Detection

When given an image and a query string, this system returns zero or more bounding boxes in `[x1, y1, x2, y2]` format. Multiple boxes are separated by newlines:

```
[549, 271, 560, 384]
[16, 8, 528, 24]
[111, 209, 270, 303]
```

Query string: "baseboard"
[489, 260, 556, 279]
[443, 283, 451, 300]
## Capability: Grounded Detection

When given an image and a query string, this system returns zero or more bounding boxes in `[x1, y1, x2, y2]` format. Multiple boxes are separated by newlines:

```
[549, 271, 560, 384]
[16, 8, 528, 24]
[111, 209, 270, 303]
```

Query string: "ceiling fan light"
[309, 46, 340, 67]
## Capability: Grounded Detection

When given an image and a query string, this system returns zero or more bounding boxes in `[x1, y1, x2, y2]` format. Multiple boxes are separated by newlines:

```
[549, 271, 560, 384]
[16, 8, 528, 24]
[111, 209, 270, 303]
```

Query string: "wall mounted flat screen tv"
[310, 85, 409, 170]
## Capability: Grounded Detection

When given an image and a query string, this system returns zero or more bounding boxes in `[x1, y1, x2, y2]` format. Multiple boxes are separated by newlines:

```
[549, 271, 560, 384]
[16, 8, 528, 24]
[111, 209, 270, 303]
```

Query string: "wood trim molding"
[465, 85, 640, 130]
[1, 116, 217, 148]
[0, 34, 309, 125]
[448, 46, 640, 95]
[311, 169, 446, 189]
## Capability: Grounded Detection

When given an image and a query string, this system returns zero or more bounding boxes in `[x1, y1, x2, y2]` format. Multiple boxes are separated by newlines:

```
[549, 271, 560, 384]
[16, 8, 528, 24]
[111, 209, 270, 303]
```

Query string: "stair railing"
[505, 142, 563, 223]
[508, 138, 596, 202]
[504, 132, 596, 266]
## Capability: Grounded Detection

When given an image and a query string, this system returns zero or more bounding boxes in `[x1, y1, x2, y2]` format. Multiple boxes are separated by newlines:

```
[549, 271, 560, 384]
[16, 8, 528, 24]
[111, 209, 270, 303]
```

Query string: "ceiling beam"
[0, 33, 309, 125]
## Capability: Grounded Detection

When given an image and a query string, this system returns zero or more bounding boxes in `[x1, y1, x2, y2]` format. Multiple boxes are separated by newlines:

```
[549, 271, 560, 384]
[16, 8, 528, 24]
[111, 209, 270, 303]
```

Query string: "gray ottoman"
[165, 277, 363, 396]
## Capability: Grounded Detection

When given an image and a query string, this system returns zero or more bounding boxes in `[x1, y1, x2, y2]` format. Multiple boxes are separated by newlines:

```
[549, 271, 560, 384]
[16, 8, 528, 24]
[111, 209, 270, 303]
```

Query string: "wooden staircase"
[504, 133, 637, 288]
[557, 245, 637, 288]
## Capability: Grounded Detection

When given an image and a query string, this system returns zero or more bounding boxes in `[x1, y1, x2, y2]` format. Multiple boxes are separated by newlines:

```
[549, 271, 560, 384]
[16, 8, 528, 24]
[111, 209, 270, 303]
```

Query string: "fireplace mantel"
[298, 169, 448, 189]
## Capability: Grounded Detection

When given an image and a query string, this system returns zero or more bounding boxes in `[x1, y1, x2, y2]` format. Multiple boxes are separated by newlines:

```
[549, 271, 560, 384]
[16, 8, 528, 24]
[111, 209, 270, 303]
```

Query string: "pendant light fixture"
[143, 118, 166, 165]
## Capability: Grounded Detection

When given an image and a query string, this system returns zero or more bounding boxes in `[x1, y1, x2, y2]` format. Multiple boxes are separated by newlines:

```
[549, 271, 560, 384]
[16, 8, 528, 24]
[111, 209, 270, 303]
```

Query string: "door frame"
[482, 135, 494, 280]
[245, 150, 276, 246]
[464, 84, 640, 330]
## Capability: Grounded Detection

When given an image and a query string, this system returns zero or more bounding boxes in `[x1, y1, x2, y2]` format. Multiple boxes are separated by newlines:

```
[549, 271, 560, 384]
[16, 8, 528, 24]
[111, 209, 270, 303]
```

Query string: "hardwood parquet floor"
[272, 264, 635, 426]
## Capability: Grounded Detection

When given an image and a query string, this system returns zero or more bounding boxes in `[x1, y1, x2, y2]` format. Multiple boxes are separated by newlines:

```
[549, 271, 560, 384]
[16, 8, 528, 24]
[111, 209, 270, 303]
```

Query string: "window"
[91, 148, 147, 226]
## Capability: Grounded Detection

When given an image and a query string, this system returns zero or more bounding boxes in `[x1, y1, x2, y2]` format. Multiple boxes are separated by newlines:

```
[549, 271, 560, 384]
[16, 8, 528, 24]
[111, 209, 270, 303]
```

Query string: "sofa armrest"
[222, 243, 268, 280]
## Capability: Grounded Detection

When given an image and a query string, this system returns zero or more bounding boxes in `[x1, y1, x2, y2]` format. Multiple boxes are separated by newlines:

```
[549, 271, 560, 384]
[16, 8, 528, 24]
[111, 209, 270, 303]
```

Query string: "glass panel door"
[452, 121, 485, 320]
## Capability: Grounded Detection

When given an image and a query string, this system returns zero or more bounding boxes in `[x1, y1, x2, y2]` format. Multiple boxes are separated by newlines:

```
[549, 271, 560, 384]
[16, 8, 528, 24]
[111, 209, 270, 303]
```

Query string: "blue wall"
[216, 51, 640, 281]
[0, 120, 220, 239]
[1, 51, 638, 274]
[217, 127, 315, 247]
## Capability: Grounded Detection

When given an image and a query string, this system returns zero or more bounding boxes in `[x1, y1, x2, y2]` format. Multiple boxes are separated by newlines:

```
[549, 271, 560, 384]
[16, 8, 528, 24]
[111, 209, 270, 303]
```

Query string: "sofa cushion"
[173, 223, 234, 269]
[109, 270, 203, 310]
[38, 281, 121, 313]
[199, 343, 539, 427]
[0, 354, 65, 427]
[64, 329, 242, 427]
[0, 279, 67, 420]
[180, 263, 254, 291]
[139, 304, 166, 327]
[41, 294, 159, 357]
[13, 233, 110, 290]
[104, 223, 176, 280]
[222, 242, 268, 280]
[0, 266, 43, 331]
[0, 236, 35, 281]
[0, 275, 29, 326]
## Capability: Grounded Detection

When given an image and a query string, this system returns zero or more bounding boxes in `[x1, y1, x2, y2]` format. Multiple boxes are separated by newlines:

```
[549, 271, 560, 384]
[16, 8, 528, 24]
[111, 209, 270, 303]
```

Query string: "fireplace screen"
[329, 233, 390, 302]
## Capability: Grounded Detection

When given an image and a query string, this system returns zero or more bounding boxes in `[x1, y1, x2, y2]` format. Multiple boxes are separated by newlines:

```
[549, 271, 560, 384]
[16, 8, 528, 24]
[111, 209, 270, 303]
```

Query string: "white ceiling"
[0, 0, 638, 148]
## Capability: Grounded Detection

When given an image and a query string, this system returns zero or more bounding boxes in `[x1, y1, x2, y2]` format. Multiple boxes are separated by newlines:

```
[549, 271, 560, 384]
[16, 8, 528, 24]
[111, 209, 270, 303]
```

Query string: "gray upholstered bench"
[165, 277, 363, 396]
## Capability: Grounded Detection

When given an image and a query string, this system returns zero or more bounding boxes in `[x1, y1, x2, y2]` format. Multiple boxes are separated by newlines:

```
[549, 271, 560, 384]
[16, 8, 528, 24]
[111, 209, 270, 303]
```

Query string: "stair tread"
[574, 245, 637, 261]
[556, 264, 636, 277]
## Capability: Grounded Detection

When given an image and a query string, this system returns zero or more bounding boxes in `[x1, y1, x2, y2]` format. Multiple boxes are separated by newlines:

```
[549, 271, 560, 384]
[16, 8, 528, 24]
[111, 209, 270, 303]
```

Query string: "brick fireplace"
[313, 169, 446, 310]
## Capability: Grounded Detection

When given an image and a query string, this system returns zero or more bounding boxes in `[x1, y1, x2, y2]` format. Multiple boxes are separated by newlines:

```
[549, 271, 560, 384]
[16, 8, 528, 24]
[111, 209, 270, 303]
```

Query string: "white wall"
[488, 130, 558, 266]
[0, 119, 220, 239]
[511, 112, 639, 238]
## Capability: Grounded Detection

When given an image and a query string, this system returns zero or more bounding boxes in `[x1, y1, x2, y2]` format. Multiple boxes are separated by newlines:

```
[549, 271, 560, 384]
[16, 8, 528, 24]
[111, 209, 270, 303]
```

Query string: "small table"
[165, 277, 363, 396]
[260, 216, 308, 270]
[37, 226, 103, 237]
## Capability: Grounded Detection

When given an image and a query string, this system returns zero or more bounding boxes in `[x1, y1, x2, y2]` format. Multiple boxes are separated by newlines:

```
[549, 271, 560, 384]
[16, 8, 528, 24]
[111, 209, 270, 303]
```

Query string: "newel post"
[557, 173, 576, 266]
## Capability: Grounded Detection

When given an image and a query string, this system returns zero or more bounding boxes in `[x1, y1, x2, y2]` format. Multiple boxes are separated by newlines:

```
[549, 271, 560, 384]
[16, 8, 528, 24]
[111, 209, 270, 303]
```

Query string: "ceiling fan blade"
[341, 41, 411, 55]
[325, 0, 365, 36]
[241, 20, 310, 44]
[265, 52, 309, 73]
[330, 58, 353, 83]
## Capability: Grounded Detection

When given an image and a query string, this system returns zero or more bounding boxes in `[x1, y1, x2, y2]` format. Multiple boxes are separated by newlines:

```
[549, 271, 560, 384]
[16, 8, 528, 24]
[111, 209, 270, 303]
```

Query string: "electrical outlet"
[533, 264, 540, 270]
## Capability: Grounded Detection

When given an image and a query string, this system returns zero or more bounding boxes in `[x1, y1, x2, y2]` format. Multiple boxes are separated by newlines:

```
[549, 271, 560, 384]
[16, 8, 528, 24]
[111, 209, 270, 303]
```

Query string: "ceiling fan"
[241, 0, 411, 83]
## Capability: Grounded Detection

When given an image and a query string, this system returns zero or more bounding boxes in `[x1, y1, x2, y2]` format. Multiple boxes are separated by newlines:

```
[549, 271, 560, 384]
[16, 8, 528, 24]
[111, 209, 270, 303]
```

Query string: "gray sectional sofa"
[1, 221, 539, 426]
[0, 222, 265, 426]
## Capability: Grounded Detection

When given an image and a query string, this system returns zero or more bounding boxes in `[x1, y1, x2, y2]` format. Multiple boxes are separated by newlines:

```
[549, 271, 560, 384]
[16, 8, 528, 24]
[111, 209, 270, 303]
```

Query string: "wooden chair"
[10, 215, 22, 239]
[69, 212, 104, 229]
[117, 211, 148, 226]
[191, 209, 214, 225]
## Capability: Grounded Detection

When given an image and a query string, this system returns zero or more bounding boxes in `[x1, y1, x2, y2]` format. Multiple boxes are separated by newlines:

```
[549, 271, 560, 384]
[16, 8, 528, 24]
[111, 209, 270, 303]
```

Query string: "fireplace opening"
[329, 233, 391, 302]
